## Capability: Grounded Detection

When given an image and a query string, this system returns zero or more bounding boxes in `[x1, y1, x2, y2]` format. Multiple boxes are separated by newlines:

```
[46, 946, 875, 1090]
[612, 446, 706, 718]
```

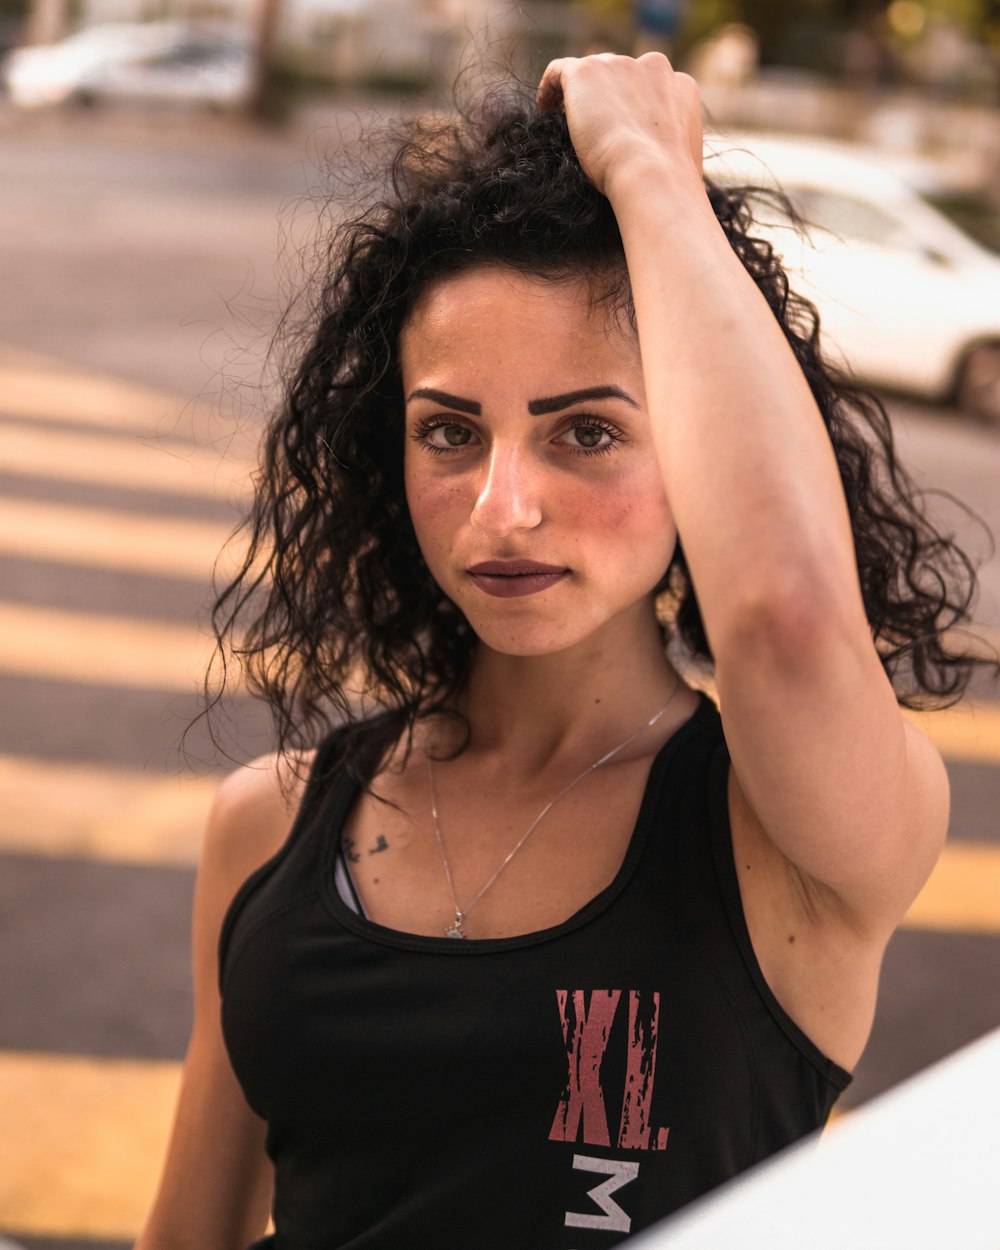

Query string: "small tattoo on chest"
[343, 837, 361, 864]
[368, 834, 389, 855]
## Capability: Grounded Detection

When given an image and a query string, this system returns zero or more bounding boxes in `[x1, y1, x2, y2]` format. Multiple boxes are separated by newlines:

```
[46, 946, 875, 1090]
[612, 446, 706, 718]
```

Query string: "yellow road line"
[902, 841, 1000, 934]
[0, 496, 238, 581]
[0, 755, 216, 865]
[904, 701, 1000, 765]
[0, 343, 212, 435]
[1, 418, 252, 502]
[0, 601, 215, 691]
[0, 1050, 180, 1241]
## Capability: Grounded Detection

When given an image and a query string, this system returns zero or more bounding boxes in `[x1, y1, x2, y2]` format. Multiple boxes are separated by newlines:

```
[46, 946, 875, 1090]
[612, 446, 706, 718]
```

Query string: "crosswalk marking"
[0, 343, 215, 436]
[1, 417, 252, 502]
[0, 601, 215, 691]
[902, 842, 1000, 934]
[0, 495, 238, 580]
[0, 755, 215, 865]
[904, 700, 1000, 765]
[0, 1050, 181, 1241]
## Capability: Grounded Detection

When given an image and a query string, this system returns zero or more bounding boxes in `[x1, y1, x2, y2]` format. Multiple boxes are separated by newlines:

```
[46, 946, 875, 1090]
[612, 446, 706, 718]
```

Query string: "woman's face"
[400, 266, 676, 658]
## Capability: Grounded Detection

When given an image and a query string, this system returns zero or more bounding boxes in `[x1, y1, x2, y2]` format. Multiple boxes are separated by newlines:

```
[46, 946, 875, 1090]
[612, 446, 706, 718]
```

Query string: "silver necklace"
[426, 685, 680, 939]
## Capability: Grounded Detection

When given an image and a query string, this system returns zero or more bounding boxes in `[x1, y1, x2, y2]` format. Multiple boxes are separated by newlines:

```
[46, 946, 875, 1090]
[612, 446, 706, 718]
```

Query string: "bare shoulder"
[135, 755, 308, 1248]
[199, 750, 316, 910]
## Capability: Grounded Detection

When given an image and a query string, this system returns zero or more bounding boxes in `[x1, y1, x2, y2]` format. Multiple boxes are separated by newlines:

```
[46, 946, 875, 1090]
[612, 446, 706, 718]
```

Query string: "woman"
[138, 54, 989, 1249]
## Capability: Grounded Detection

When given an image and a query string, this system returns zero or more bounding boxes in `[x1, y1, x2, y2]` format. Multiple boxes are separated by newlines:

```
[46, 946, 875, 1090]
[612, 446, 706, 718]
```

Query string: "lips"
[466, 560, 570, 599]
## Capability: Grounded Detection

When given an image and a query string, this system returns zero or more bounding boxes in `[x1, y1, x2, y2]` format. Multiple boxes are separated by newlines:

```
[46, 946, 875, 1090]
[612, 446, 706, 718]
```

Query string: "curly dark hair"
[208, 87, 996, 783]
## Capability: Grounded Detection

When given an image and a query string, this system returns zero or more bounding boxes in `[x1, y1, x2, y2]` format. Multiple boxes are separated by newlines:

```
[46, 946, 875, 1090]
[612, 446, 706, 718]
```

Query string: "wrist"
[604, 156, 712, 223]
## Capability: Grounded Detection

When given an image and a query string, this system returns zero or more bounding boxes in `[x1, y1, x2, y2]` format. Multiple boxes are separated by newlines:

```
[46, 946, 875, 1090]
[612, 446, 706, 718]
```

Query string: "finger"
[674, 71, 701, 99]
[536, 57, 578, 112]
[636, 49, 676, 72]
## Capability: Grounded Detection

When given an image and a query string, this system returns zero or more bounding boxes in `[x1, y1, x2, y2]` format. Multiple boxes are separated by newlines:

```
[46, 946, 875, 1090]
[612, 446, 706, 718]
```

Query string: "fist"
[536, 52, 703, 199]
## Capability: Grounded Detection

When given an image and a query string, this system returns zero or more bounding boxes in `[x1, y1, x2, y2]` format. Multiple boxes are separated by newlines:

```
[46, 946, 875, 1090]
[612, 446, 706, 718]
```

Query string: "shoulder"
[197, 751, 316, 919]
[210, 751, 313, 839]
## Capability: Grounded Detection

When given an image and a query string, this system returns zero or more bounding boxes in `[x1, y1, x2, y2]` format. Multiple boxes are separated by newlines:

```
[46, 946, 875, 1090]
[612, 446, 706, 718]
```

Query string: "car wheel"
[956, 342, 1000, 423]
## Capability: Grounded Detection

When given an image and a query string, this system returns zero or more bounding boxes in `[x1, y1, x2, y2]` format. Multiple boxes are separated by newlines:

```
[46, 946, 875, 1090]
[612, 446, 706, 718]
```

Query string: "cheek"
[570, 469, 675, 560]
[404, 465, 464, 554]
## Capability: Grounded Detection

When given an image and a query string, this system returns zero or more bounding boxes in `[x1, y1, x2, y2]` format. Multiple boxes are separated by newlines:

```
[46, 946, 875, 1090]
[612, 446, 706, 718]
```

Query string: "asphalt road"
[0, 106, 998, 1250]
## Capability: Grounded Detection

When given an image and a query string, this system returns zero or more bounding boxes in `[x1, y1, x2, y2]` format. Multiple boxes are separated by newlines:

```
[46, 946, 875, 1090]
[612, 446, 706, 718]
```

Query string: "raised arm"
[538, 53, 948, 943]
[135, 760, 299, 1250]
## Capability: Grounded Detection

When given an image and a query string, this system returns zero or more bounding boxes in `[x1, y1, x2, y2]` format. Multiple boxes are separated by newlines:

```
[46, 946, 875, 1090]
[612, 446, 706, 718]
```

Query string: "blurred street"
[1, 109, 999, 1250]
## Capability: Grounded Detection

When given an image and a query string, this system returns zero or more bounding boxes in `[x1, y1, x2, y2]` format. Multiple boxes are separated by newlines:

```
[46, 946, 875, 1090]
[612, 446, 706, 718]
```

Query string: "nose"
[470, 442, 543, 536]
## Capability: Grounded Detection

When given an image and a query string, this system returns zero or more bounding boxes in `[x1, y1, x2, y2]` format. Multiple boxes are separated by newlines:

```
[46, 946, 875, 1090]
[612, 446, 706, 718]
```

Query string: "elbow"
[711, 567, 867, 677]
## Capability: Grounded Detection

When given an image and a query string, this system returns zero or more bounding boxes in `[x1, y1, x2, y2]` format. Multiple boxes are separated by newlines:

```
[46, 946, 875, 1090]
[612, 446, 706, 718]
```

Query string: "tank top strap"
[636, 690, 727, 865]
[615, 691, 728, 914]
[217, 726, 353, 989]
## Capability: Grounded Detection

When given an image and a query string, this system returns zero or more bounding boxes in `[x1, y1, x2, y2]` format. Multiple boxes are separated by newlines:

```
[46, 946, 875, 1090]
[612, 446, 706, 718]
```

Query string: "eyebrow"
[407, 388, 481, 415]
[527, 386, 639, 415]
[406, 385, 639, 416]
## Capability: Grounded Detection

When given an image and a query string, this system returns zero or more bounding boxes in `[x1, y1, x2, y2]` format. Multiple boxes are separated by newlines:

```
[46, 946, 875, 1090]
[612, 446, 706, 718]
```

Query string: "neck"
[451, 608, 683, 771]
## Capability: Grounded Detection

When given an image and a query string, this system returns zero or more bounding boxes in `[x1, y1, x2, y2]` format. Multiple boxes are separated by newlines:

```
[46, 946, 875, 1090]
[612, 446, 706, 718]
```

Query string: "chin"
[448, 584, 662, 660]
[463, 613, 603, 659]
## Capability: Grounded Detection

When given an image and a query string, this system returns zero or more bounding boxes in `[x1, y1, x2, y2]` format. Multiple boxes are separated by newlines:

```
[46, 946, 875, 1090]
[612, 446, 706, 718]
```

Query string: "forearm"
[609, 161, 867, 653]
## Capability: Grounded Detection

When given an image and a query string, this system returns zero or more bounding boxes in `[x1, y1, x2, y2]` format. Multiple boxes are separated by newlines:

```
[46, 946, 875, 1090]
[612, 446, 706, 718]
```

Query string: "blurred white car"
[2, 22, 254, 111]
[705, 134, 1000, 421]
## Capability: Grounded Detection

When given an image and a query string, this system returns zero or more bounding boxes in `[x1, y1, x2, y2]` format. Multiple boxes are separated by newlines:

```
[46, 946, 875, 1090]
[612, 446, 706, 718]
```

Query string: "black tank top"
[220, 693, 850, 1249]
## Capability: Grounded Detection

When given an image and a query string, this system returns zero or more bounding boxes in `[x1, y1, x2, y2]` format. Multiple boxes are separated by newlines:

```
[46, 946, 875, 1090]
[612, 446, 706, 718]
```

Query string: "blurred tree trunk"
[249, 0, 281, 121]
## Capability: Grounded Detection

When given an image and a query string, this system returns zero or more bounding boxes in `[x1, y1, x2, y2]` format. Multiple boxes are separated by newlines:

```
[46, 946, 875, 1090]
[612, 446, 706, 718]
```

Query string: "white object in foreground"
[632, 1025, 1000, 1250]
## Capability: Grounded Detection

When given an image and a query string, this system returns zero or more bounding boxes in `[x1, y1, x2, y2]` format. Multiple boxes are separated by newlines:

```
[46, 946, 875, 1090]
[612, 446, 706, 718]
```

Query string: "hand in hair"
[536, 52, 704, 200]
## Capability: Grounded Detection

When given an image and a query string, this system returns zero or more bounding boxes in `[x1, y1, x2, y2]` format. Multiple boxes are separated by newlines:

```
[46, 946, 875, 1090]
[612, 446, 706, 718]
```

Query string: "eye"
[570, 424, 609, 449]
[559, 419, 622, 456]
[431, 424, 473, 448]
[411, 419, 478, 454]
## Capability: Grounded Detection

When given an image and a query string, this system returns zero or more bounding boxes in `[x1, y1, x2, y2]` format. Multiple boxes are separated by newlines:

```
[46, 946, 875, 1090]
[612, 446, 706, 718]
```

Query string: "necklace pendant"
[444, 912, 466, 940]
